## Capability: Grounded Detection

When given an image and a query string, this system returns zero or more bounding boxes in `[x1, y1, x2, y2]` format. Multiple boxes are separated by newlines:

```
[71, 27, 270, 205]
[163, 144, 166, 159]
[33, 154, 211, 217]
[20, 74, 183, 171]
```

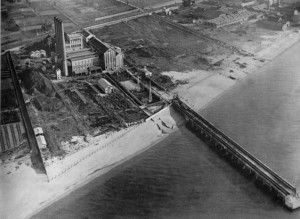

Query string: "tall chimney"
[54, 17, 68, 76]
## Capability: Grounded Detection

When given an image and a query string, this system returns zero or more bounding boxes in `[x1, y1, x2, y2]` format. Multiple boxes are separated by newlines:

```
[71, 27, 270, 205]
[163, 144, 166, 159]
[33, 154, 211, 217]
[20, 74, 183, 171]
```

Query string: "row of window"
[70, 44, 81, 48]
[66, 44, 82, 50]
[70, 41, 82, 44]
[73, 59, 94, 71]
[70, 38, 82, 42]
[73, 63, 93, 71]
[74, 59, 93, 65]
[70, 41, 82, 46]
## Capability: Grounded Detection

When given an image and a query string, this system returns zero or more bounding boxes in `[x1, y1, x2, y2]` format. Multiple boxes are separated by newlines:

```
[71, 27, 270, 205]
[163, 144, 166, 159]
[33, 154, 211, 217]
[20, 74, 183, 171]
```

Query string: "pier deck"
[172, 97, 300, 209]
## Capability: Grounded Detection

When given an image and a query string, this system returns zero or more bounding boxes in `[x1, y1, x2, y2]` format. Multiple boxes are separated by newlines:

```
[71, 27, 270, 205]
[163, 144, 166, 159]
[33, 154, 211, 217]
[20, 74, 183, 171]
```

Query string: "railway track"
[5, 51, 47, 174]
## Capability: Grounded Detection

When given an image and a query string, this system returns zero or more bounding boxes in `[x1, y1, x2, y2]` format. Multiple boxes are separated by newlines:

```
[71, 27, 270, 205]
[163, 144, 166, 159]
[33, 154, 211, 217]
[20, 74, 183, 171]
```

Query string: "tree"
[19, 68, 56, 97]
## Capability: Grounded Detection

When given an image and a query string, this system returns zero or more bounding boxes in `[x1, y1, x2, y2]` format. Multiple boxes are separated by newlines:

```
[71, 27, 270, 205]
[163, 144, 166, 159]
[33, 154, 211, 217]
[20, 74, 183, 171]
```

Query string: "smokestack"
[54, 17, 68, 77]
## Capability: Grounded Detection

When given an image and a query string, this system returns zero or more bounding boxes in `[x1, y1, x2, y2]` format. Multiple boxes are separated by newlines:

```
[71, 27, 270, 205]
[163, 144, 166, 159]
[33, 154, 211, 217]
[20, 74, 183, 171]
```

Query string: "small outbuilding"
[34, 127, 44, 136]
[56, 68, 62, 80]
[34, 127, 47, 149]
[36, 135, 47, 149]
[40, 50, 46, 57]
[98, 78, 114, 94]
[142, 66, 152, 77]
[30, 50, 47, 59]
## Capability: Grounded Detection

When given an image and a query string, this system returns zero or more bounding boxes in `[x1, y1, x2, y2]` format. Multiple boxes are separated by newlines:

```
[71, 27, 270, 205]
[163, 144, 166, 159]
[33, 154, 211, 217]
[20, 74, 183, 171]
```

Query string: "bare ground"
[91, 15, 230, 74]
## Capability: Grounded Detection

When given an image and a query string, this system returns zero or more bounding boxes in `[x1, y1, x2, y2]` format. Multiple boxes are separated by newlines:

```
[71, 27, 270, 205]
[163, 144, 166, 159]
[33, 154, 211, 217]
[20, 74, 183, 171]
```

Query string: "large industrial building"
[54, 17, 99, 76]
[67, 48, 100, 75]
[88, 36, 124, 71]
[54, 17, 124, 76]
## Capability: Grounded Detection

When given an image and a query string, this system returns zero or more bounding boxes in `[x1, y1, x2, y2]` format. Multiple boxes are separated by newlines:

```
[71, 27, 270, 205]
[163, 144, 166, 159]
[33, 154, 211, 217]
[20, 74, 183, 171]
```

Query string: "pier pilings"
[173, 98, 300, 209]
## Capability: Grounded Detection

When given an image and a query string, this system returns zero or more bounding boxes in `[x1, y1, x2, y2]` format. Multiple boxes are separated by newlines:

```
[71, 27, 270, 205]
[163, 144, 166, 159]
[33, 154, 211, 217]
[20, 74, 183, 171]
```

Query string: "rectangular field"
[55, 0, 135, 26]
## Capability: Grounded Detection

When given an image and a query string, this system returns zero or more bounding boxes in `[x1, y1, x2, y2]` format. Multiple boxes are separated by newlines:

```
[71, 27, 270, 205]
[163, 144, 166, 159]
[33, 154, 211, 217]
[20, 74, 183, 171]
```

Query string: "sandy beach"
[1, 106, 184, 219]
[1, 30, 300, 219]
[166, 33, 300, 111]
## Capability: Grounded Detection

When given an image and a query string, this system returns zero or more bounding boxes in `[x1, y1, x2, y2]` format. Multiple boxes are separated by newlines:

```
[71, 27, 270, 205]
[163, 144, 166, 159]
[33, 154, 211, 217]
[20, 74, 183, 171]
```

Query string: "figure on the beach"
[159, 118, 170, 129]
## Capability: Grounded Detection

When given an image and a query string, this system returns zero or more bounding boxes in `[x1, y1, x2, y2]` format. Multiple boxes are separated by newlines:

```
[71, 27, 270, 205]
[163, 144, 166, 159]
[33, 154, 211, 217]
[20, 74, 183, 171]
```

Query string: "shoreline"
[166, 33, 300, 112]
[27, 121, 177, 219]
[200, 35, 300, 112]
[1, 32, 300, 219]
[1, 106, 184, 219]
[191, 37, 299, 114]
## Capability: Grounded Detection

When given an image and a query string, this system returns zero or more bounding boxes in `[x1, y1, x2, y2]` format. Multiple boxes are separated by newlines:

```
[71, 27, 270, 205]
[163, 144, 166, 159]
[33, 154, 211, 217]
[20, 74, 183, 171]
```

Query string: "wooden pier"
[172, 97, 300, 209]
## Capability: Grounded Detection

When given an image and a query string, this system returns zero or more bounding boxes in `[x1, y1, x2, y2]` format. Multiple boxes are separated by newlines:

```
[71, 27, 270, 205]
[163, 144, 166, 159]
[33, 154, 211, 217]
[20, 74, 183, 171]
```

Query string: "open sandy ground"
[1, 28, 300, 219]
[165, 33, 300, 111]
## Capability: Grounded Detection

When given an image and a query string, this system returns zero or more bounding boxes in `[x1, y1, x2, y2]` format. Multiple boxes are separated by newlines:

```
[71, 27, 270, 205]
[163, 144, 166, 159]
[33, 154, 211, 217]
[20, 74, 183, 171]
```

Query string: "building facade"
[69, 55, 99, 75]
[86, 34, 124, 71]
[65, 33, 84, 52]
